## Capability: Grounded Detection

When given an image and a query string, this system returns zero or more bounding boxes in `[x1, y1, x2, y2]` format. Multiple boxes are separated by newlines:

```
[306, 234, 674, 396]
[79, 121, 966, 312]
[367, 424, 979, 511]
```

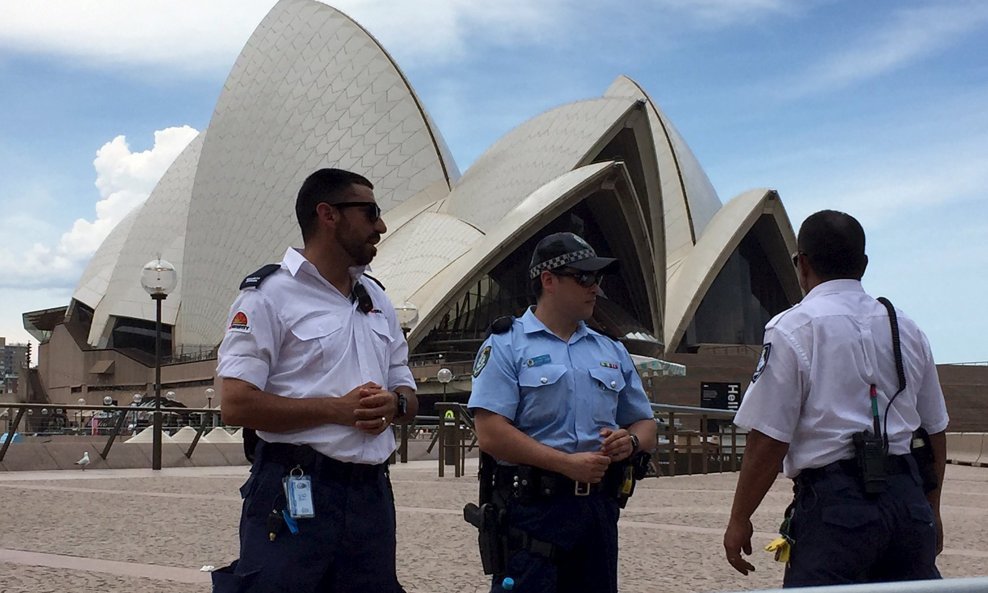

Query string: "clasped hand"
[561, 427, 635, 484]
[345, 382, 397, 435]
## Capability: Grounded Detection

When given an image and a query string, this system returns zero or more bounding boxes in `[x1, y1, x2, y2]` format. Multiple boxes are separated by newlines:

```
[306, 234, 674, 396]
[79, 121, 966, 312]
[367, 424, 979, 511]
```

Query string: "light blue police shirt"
[468, 308, 653, 454]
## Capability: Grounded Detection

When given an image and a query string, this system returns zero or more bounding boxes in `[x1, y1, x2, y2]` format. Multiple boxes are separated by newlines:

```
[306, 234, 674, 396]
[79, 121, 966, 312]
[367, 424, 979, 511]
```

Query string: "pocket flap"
[821, 504, 881, 529]
[588, 366, 626, 392]
[290, 314, 342, 341]
[519, 364, 567, 388]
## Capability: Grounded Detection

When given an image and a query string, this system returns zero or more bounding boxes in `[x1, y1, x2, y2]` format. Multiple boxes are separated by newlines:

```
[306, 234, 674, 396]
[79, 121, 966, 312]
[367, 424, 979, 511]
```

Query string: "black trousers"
[212, 442, 403, 592]
[491, 491, 620, 593]
[784, 455, 940, 587]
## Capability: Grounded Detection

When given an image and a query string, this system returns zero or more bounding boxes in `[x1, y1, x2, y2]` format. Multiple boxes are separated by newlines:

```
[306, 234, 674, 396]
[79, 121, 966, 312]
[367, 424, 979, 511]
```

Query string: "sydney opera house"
[22, 0, 805, 413]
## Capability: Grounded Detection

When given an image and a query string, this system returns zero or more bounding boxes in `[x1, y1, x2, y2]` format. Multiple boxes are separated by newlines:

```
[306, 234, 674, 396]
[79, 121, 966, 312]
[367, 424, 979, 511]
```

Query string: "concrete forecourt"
[0, 461, 986, 593]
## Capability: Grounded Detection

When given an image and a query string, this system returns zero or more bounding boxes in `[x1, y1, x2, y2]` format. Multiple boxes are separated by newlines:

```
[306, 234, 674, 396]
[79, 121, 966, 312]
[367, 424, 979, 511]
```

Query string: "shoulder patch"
[473, 345, 492, 378]
[751, 343, 772, 383]
[239, 264, 281, 290]
[228, 311, 251, 333]
[488, 316, 514, 336]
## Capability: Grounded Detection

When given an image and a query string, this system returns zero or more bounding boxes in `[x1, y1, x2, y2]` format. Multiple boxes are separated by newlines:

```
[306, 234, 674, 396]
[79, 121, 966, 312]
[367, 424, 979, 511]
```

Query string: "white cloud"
[787, 1, 988, 96]
[0, 126, 198, 289]
[647, 0, 800, 28]
[0, 0, 575, 73]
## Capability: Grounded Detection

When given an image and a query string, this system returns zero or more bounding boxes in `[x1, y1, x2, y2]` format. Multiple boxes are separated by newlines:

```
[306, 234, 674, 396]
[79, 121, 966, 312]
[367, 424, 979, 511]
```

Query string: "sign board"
[700, 382, 742, 431]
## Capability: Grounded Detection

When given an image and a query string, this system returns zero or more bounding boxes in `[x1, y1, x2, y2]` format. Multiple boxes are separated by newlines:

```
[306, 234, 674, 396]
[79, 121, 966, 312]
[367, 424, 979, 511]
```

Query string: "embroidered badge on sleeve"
[751, 343, 772, 383]
[228, 311, 251, 333]
[473, 345, 492, 378]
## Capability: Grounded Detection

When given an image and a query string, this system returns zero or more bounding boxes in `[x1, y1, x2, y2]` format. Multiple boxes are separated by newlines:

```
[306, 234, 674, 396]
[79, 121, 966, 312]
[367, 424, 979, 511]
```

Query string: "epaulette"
[239, 264, 281, 290]
[363, 273, 386, 291]
[488, 316, 514, 336]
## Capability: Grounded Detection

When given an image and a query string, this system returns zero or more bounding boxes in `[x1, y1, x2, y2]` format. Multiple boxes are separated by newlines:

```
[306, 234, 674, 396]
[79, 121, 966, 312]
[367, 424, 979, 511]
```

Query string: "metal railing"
[0, 402, 224, 464]
[650, 403, 744, 477]
[434, 403, 477, 477]
[734, 577, 988, 593]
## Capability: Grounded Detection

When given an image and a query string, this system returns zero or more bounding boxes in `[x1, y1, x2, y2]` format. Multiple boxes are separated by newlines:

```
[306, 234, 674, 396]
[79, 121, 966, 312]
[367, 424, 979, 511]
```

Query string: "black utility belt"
[257, 440, 386, 482]
[494, 464, 621, 499]
[798, 454, 912, 483]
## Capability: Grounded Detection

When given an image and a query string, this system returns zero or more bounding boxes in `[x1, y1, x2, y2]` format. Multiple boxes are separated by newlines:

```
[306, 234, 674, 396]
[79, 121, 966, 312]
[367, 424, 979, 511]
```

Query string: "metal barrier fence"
[650, 403, 744, 477]
[735, 577, 988, 593]
[0, 402, 224, 464]
[418, 402, 747, 478]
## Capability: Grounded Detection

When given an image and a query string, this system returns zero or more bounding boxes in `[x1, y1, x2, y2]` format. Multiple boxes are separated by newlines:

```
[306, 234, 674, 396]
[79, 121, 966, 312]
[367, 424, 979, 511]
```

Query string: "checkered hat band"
[529, 248, 596, 279]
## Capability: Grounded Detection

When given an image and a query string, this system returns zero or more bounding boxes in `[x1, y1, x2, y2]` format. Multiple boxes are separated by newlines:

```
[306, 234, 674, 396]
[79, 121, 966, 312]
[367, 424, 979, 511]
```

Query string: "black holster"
[463, 452, 507, 575]
[911, 427, 939, 493]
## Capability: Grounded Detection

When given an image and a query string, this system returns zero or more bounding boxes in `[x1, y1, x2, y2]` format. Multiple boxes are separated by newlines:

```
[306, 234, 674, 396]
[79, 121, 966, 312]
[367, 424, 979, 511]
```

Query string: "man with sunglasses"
[468, 232, 656, 593]
[213, 168, 418, 592]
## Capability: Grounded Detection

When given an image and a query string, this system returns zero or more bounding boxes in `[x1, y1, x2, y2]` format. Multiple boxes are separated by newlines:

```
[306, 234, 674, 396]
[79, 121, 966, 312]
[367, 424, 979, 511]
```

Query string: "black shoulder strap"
[239, 264, 281, 290]
[363, 273, 386, 291]
[877, 297, 905, 393]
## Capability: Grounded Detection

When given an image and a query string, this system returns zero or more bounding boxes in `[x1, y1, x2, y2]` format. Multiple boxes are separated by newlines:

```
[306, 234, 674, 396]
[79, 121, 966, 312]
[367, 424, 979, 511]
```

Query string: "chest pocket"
[517, 364, 568, 426]
[289, 314, 344, 370]
[366, 314, 394, 344]
[588, 366, 625, 424]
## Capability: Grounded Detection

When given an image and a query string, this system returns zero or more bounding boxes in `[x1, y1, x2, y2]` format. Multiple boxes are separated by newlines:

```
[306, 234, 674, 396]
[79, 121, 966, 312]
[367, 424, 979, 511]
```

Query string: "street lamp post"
[141, 258, 177, 470]
[132, 393, 143, 434]
[205, 387, 215, 428]
[76, 398, 85, 433]
[437, 368, 453, 403]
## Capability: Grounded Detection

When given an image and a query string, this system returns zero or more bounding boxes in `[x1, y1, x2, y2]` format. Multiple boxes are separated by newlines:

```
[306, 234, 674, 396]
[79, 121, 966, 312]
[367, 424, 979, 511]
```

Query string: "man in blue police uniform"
[469, 232, 657, 593]
[723, 210, 949, 586]
[212, 168, 418, 592]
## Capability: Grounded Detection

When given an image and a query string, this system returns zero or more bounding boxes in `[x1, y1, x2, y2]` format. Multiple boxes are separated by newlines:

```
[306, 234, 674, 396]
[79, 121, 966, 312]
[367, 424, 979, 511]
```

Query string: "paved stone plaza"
[0, 462, 985, 592]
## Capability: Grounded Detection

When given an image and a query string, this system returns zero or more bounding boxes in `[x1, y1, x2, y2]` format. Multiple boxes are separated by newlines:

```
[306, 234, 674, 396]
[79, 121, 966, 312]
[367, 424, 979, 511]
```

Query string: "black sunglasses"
[330, 201, 381, 223]
[552, 269, 604, 288]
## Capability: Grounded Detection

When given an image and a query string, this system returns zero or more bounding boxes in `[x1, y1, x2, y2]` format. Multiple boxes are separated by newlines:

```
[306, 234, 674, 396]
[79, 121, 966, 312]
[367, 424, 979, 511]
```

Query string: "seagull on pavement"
[75, 451, 91, 470]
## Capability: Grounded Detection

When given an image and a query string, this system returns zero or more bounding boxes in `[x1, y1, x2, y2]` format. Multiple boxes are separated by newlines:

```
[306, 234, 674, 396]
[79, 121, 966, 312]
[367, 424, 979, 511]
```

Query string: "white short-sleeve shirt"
[733, 279, 949, 478]
[216, 248, 416, 464]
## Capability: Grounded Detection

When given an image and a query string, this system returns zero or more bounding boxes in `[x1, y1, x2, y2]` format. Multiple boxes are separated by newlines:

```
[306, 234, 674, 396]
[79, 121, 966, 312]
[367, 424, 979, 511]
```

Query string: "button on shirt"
[468, 308, 653, 453]
[733, 279, 949, 478]
[216, 248, 416, 464]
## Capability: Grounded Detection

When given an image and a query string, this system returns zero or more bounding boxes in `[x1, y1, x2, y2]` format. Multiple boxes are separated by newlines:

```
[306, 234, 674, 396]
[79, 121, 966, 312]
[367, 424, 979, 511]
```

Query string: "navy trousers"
[784, 456, 940, 587]
[212, 444, 403, 592]
[492, 493, 620, 593]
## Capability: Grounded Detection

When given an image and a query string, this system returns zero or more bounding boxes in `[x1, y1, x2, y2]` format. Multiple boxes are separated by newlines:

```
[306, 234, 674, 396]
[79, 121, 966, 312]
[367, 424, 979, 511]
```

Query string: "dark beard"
[336, 223, 377, 266]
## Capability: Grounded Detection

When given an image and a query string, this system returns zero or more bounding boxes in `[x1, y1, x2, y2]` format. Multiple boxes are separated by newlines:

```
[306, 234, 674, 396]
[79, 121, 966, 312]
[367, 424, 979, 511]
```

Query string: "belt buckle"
[574, 481, 591, 496]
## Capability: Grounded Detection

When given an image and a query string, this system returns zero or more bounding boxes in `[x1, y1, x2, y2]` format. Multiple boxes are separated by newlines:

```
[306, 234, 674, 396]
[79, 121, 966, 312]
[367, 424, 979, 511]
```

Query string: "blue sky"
[0, 0, 985, 363]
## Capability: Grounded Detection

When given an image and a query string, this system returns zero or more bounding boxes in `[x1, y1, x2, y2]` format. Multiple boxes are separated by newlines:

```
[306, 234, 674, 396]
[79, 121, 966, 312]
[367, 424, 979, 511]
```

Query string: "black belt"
[257, 440, 386, 481]
[494, 465, 619, 499]
[798, 454, 913, 483]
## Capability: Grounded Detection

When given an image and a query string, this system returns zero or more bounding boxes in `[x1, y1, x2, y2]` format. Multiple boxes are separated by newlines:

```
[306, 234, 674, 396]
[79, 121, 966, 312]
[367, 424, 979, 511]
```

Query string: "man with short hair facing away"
[469, 232, 657, 593]
[723, 210, 948, 586]
[213, 168, 418, 592]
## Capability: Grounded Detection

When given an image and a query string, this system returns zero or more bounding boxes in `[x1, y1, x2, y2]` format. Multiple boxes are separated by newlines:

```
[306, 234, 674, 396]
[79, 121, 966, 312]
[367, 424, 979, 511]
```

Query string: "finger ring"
[381, 416, 387, 425]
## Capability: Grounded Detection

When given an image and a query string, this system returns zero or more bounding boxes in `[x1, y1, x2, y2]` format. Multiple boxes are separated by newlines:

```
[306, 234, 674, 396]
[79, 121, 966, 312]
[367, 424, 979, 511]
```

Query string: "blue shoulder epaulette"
[488, 316, 514, 336]
[239, 264, 281, 290]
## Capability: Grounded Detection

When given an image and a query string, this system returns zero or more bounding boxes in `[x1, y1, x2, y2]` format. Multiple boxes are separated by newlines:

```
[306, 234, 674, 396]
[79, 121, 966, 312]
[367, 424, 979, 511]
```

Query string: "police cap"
[528, 232, 618, 280]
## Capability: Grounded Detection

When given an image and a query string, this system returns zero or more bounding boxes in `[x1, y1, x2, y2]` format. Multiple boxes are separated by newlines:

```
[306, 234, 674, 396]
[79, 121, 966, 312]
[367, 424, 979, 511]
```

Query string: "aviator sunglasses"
[331, 201, 382, 223]
[552, 269, 604, 288]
